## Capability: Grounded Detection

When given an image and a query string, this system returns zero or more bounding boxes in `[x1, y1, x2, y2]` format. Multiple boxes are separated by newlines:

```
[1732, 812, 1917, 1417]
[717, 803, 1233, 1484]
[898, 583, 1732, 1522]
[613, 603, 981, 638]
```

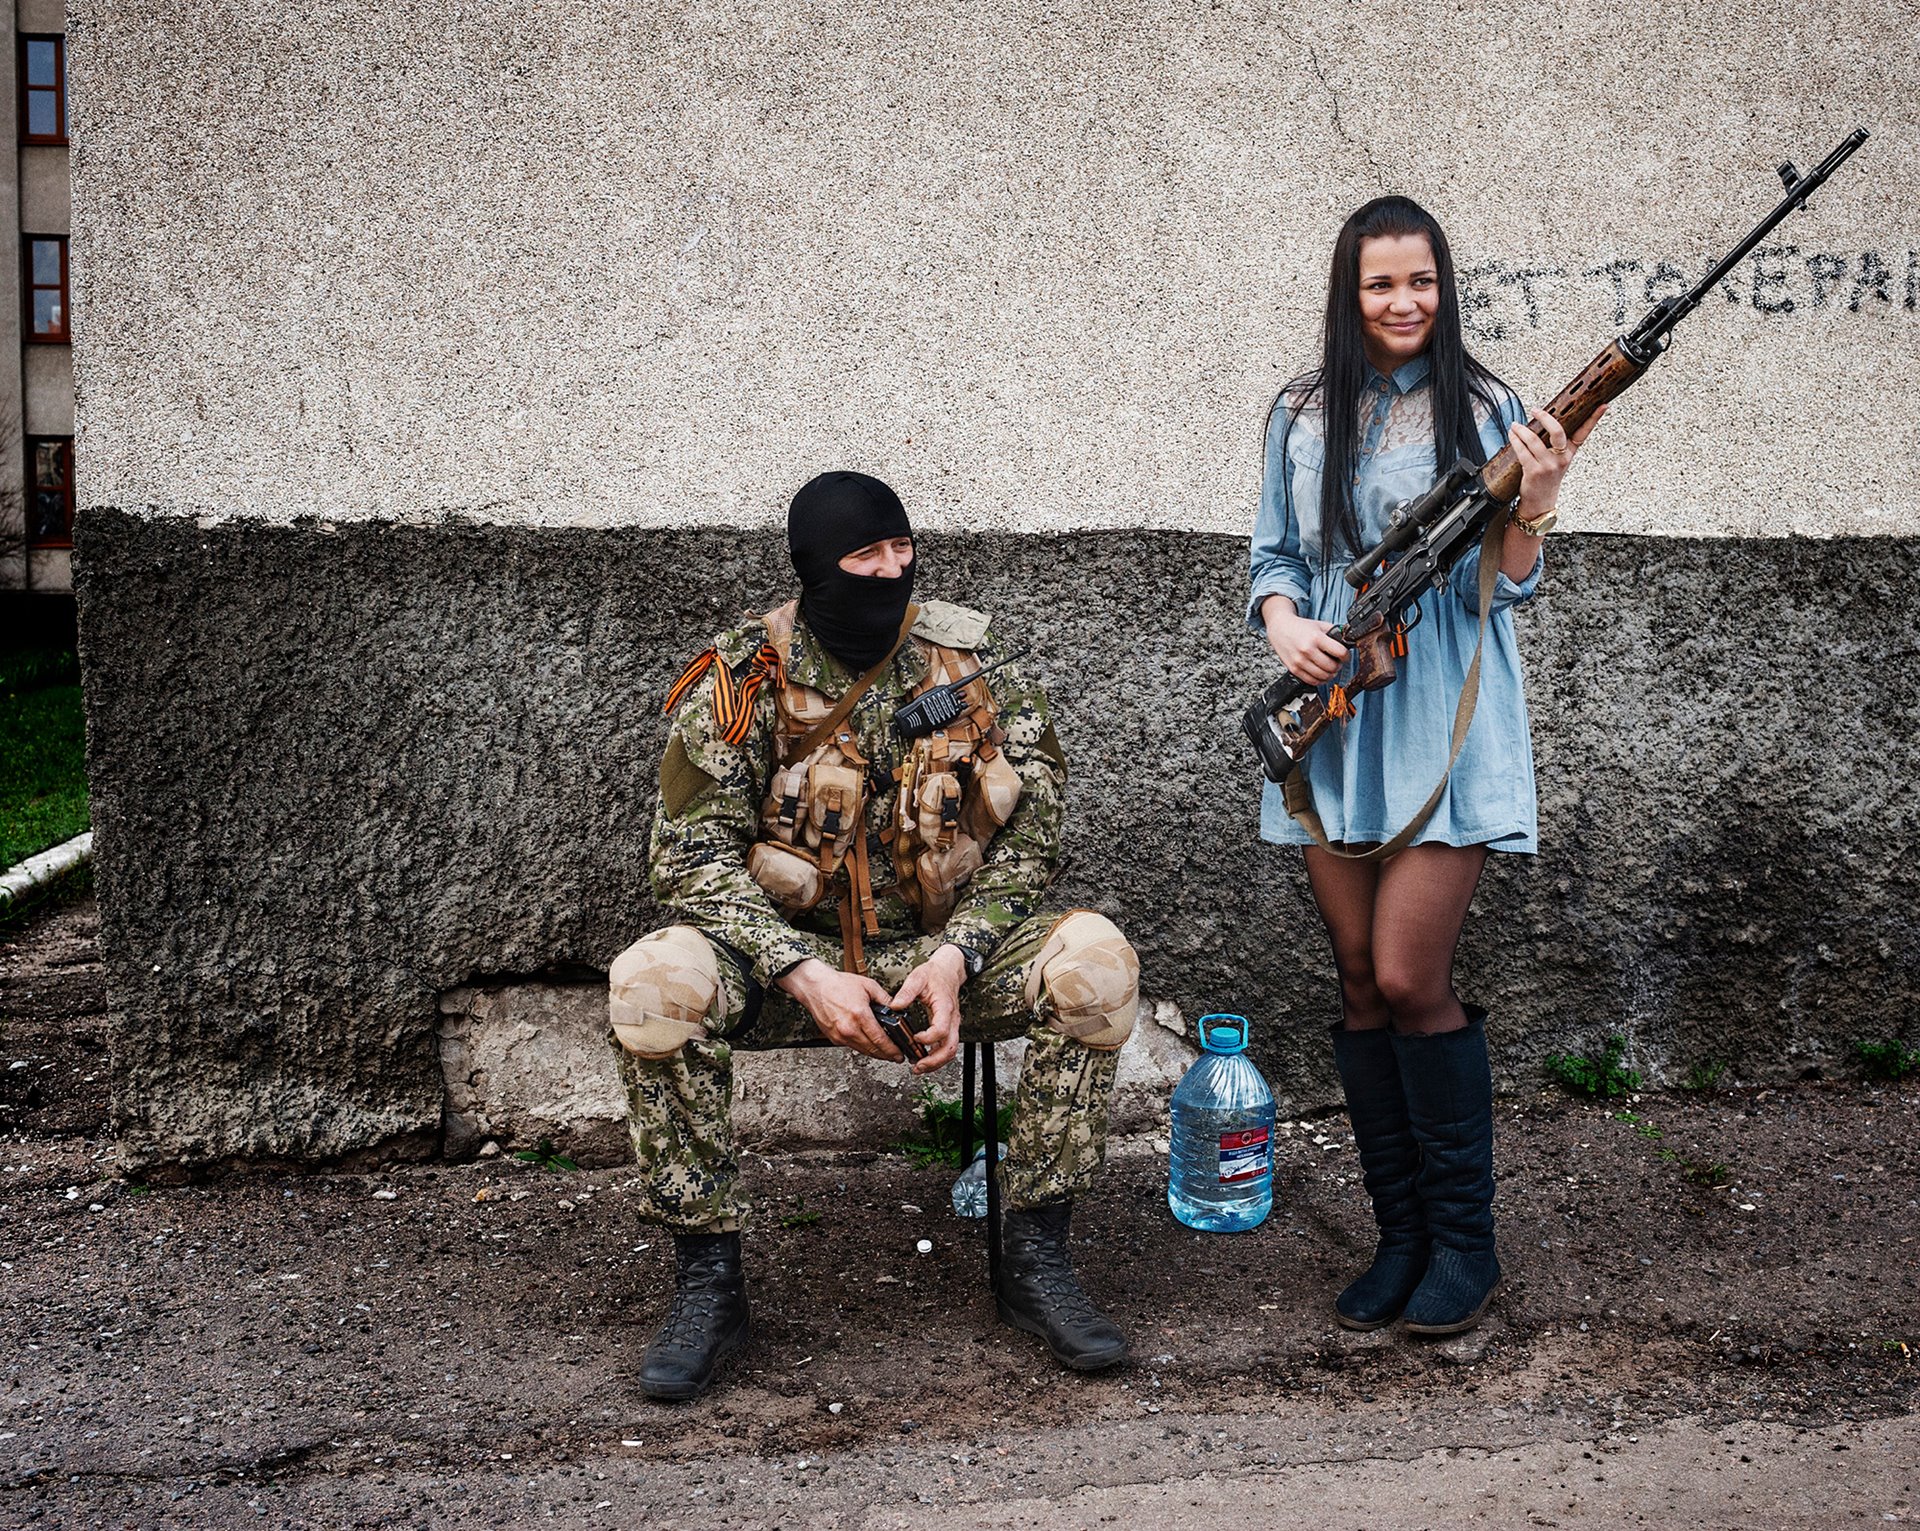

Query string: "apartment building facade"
[2, 0, 71, 597]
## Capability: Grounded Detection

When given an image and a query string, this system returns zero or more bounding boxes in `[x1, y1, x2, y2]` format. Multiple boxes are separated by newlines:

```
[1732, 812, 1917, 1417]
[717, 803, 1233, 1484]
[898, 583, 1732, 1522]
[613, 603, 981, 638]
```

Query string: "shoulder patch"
[911, 599, 993, 651]
[659, 734, 719, 818]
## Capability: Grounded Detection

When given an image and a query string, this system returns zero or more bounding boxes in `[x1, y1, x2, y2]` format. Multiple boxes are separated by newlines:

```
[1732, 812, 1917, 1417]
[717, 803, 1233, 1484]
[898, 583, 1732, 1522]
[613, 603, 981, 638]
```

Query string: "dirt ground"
[1, 895, 1915, 1529]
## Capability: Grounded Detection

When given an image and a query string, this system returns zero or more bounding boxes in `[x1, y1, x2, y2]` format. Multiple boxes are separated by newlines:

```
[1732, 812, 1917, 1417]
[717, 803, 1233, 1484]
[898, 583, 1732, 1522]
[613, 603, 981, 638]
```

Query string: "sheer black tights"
[1304, 842, 1489, 1035]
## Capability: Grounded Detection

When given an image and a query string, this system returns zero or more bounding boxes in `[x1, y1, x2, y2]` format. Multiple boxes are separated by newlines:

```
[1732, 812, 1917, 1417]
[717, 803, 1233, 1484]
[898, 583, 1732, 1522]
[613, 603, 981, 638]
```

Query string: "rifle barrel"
[1630, 128, 1869, 353]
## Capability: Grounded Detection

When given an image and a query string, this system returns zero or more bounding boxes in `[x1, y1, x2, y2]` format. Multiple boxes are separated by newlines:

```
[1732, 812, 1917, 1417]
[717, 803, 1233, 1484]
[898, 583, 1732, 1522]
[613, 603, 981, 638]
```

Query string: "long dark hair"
[1287, 196, 1507, 563]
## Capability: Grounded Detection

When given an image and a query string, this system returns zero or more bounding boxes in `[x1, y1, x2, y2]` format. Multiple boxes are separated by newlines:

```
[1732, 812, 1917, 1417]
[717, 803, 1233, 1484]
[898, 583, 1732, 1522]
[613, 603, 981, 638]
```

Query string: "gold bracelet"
[1510, 505, 1557, 537]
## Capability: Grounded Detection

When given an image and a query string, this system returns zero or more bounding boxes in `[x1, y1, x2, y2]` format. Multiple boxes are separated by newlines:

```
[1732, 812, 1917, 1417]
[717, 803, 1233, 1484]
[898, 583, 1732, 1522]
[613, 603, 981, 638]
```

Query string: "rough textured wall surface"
[69, 0, 1919, 536]
[67, 0, 1920, 1167]
[75, 514, 1920, 1170]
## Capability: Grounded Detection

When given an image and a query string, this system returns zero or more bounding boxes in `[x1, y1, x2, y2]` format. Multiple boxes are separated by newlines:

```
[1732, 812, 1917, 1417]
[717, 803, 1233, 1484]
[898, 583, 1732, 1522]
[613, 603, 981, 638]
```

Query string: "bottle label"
[1217, 1126, 1271, 1184]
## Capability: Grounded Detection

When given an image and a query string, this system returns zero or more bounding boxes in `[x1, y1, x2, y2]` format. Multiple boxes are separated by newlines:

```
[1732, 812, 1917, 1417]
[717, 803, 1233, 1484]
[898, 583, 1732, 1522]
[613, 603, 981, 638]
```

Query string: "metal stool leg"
[982, 1041, 1001, 1289]
[960, 1040, 977, 1175]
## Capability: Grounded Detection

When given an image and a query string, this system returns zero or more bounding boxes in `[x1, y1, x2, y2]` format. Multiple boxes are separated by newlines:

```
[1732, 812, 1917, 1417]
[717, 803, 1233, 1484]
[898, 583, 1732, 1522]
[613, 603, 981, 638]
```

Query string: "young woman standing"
[1248, 197, 1602, 1335]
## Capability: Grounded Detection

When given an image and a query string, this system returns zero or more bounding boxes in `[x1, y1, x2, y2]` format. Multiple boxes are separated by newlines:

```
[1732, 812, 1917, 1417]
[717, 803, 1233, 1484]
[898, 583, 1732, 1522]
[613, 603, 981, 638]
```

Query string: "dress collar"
[1366, 353, 1432, 395]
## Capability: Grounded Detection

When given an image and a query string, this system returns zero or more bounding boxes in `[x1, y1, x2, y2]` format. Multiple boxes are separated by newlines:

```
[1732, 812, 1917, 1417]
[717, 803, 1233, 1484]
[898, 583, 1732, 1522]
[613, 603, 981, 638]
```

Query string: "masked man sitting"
[611, 470, 1139, 1400]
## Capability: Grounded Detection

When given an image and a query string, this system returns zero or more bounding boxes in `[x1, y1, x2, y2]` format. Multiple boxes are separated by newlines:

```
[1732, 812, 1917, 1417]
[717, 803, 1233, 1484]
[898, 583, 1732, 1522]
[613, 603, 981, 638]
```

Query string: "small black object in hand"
[871, 1002, 928, 1063]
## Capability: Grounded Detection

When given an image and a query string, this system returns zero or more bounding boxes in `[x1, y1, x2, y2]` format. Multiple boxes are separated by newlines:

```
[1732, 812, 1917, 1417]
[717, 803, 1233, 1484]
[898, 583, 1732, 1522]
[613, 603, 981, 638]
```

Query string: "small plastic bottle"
[1167, 1013, 1276, 1233]
[950, 1144, 1004, 1218]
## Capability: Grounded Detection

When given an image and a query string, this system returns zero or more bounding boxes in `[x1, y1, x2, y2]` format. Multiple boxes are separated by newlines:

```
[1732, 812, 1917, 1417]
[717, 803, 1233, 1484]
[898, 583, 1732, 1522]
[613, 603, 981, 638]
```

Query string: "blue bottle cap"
[1197, 1013, 1250, 1054]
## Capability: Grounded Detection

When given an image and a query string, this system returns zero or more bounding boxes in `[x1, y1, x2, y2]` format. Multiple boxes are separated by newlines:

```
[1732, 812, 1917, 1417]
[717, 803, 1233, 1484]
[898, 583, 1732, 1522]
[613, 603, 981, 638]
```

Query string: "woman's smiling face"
[1356, 232, 1439, 373]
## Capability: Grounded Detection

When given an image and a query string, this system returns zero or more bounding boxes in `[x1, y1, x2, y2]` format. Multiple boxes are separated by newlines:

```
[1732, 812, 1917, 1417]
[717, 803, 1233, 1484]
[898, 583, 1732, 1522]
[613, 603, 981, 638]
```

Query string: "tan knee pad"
[608, 926, 731, 1058]
[1024, 911, 1139, 1051]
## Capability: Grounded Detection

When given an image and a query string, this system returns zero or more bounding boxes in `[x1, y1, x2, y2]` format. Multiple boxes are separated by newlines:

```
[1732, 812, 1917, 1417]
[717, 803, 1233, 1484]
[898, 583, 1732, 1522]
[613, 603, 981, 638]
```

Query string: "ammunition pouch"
[915, 770, 963, 850]
[746, 841, 829, 911]
[914, 834, 985, 934]
[805, 756, 863, 867]
[765, 759, 809, 846]
[959, 747, 1022, 843]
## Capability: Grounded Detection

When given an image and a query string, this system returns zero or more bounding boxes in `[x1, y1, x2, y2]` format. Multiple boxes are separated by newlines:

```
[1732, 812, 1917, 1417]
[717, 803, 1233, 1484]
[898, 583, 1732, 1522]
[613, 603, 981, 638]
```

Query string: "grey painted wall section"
[19, 143, 67, 231]
[68, 0, 1919, 539]
[63, 2, 1920, 1168]
[24, 344, 72, 435]
[75, 514, 1920, 1171]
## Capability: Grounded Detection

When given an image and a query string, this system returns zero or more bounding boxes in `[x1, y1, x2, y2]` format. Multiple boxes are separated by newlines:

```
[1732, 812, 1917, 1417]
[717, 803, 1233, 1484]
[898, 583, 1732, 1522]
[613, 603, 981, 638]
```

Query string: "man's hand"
[887, 944, 968, 1076]
[776, 959, 900, 1061]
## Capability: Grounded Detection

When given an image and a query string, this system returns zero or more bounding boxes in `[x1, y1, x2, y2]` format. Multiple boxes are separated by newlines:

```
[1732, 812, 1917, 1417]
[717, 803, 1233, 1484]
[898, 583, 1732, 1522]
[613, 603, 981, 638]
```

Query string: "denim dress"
[1246, 354, 1541, 853]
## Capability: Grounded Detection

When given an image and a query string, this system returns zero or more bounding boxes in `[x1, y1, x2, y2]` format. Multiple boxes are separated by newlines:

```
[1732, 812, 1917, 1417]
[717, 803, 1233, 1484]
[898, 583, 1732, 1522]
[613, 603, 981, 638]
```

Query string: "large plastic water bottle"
[1168, 1013, 1276, 1232]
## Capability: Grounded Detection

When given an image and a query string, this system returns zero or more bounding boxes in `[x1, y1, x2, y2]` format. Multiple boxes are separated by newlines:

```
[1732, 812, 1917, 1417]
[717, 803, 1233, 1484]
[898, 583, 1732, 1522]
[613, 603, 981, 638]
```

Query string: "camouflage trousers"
[615, 914, 1124, 1232]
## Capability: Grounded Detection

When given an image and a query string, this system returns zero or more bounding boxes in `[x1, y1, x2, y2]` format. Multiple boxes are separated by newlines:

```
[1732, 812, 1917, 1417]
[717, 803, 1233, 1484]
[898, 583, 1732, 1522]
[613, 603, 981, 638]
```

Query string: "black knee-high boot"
[638, 1231, 751, 1401]
[1330, 1024, 1429, 1329]
[1390, 1008, 1500, 1335]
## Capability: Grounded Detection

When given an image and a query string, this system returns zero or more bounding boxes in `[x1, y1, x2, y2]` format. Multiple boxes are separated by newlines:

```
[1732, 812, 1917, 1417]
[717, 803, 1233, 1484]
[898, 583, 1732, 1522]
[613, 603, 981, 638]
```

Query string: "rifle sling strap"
[1283, 517, 1504, 863]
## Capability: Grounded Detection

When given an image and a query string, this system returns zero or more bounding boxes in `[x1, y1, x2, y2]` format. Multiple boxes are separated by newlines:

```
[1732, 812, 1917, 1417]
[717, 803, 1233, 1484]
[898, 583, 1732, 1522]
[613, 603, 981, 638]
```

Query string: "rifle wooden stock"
[1478, 339, 1648, 503]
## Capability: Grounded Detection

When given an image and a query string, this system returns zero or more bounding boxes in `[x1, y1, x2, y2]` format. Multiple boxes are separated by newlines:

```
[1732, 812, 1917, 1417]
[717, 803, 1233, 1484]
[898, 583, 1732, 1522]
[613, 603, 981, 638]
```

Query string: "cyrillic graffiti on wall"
[1462, 246, 1920, 342]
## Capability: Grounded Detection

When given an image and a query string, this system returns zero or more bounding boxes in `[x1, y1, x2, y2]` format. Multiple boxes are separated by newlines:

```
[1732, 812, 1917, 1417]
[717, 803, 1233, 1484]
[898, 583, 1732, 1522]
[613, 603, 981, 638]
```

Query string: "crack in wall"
[1306, 45, 1390, 194]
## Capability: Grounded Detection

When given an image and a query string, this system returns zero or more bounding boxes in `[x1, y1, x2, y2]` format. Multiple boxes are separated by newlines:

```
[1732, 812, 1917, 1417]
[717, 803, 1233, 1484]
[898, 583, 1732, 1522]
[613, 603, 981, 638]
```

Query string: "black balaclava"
[787, 471, 917, 672]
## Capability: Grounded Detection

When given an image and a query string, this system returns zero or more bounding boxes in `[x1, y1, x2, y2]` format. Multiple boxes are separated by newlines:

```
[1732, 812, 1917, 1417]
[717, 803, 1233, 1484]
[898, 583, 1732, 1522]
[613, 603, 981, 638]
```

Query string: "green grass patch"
[1854, 1040, 1919, 1083]
[0, 680, 89, 869]
[1682, 1058, 1730, 1093]
[895, 1085, 1015, 1169]
[0, 645, 79, 693]
[1544, 1034, 1641, 1100]
[779, 1199, 823, 1229]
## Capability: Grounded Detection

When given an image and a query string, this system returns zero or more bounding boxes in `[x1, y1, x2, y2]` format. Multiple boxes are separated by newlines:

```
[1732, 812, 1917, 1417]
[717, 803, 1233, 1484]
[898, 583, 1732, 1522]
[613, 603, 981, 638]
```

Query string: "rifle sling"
[1283, 516, 1504, 863]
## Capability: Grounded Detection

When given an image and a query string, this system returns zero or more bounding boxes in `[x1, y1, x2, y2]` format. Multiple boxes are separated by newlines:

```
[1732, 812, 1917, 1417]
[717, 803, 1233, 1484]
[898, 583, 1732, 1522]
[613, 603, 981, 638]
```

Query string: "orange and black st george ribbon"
[664, 643, 787, 744]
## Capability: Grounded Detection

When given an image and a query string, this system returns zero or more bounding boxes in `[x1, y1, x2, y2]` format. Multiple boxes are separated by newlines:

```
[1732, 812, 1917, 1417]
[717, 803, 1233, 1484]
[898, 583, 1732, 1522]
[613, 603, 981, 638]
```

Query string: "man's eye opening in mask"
[837, 536, 916, 579]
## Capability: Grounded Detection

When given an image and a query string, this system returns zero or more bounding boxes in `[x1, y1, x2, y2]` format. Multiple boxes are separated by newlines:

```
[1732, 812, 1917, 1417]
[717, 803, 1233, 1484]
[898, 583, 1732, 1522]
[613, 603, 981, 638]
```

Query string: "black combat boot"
[1331, 1023, 1429, 1330]
[637, 1231, 750, 1401]
[1390, 1009, 1501, 1336]
[996, 1200, 1128, 1372]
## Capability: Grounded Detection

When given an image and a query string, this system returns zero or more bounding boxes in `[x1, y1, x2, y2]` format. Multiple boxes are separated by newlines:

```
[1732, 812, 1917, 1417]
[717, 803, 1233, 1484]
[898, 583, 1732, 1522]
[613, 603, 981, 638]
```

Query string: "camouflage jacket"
[649, 599, 1068, 987]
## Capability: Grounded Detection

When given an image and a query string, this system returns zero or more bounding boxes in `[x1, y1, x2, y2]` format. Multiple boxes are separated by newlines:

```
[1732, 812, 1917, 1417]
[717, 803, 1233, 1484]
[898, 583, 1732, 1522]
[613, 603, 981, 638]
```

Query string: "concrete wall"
[67, 0, 1920, 1170]
[23, 345, 72, 434]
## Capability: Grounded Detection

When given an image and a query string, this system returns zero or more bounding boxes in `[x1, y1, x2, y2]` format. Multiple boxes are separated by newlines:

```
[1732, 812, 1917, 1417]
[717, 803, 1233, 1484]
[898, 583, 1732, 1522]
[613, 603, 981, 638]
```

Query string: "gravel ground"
[1, 896, 1915, 1528]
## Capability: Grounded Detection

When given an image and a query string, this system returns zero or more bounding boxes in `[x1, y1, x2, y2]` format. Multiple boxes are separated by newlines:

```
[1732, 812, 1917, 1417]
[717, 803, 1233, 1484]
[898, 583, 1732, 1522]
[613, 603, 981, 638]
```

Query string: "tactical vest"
[742, 600, 1023, 972]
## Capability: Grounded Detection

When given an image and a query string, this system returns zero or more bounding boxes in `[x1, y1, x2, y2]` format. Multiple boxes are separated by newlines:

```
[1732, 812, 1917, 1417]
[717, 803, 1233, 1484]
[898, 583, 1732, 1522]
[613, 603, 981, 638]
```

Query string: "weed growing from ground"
[779, 1199, 822, 1229]
[514, 1139, 579, 1172]
[1544, 1035, 1641, 1099]
[1682, 1058, 1730, 1093]
[895, 1085, 1015, 1169]
[1854, 1040, 1919, 1082]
